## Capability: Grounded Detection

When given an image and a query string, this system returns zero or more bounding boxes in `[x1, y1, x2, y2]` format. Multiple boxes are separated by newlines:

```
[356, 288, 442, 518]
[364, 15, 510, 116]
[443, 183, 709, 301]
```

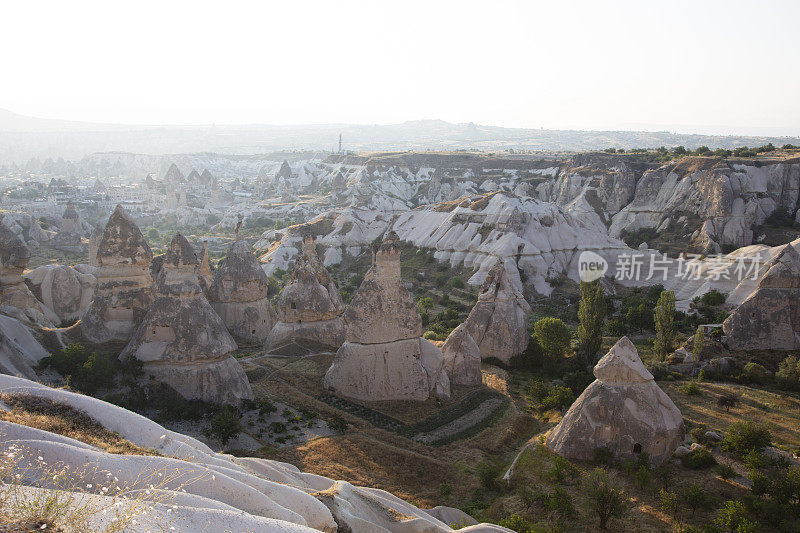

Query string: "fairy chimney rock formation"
[265, 235, 345, 355]
[207, 239, 276, 345]
[463, 259, 531, 363]
[87, 224, 103, 267]
[80, 205, 153, 344]
[198, 241, 213, 293]
[723, 245, 800, 351]
[0, 223, 57, 325]
[120, 233, 253, 405]
[52, 202, 84, 253]
[546, 337, 685, 466]
[441, 323, 482, 386]
[324, 231, 450, 401]
[164, 163, 184, 183]
[346, 232, 419, 344]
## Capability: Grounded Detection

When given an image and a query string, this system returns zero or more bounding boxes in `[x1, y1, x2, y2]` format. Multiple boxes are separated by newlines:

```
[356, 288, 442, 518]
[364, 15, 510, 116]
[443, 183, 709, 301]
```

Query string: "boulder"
[120, 233, 252, 405]
[546, 337, 685, 466]
[463, 259, 531, 363]
[266, 235, 344, 355]
[208, 238, 277, 345]
[80, 205, 153, 344]
[0, 211, 49, 247]
[441, 323, 482, 386]
[0, 223, 57, 325]
[673, 445, 691, 458]
[324, 232, 450, 401]
[23, 264, 96, 324]
[723, 245, 800, 350]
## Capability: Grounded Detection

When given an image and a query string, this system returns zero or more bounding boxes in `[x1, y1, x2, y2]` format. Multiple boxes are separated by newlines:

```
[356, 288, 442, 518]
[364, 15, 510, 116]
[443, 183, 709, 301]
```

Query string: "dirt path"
[412, 398, 503, 443]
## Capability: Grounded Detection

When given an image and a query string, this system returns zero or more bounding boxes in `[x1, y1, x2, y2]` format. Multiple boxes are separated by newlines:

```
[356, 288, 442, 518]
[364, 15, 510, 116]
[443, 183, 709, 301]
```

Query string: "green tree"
[416, 296, 434, 314]
[583, 468, 627, 530]
[692, 326, 705, 359]
[533, 317, 571, 359]
[147, 227, 160, 241]
[681, 483, 712, 517]
[714, 501, 759, 532]
[577, 280, 606, 365]
[653, 290, 676, 358]
[776, 355, 800, 390]
[206, 406, 242, 445]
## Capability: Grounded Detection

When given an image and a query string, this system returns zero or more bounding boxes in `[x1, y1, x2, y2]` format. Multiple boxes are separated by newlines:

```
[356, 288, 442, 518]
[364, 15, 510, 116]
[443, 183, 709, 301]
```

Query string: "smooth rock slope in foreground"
[0, 374, 509, 532]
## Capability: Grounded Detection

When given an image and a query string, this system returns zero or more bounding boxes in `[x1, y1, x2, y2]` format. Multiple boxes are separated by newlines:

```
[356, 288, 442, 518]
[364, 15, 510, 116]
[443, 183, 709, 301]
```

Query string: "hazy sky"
[3, 0, 799, 135]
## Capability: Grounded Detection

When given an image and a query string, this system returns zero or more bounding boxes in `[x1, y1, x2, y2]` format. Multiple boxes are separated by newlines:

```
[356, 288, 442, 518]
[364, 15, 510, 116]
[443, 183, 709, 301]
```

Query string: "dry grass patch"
[0, 394, 156, 456]
[662, 381, 800, 451]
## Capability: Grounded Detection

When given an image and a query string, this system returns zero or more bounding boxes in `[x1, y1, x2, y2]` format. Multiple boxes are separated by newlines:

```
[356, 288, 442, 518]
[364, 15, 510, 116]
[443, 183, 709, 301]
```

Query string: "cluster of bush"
[524, 380, 575, 413]
[38, 343, 142, 395]
[763, 206, 798, 228]
[422, 308, 461, 341]
[604, 143, 794, 165]
[714, 356, 800, 390]
[471, 444, 628, 531]
[336, 271, 365, 304]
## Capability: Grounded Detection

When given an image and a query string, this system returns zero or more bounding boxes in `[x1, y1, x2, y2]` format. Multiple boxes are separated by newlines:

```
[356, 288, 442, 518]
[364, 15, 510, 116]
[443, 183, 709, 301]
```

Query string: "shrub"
[534, 487, 576, 518]
[268, 421, 287, 434]
[681, 483, 713, 517]
[417, 296, 434, 313]
[548, 455, 578, 484]
[509, 337, 544, 371]
[657, 489, 678, 522]
[540, 386, 574, 412]
[563, 370, 593, 396]
[624, 303, 653, 332]
[476, 460, 505, 492]
[681, 447, 717, 469]
[423, 331, 444, 341]
[680, 380, 701, 395]
[606, 317, 627, 336]
[327, 413, 348, 433]
[695, 289, 727, 306]
[714, 501, 759, 533]
[206, 406, 241, 445]
[743, 362, 768, 385]
[583, 468, 626, 530]
[635, 464, 651, 489]
[38, 344, 116, 395]
[438, 483, 453, 498]
[692, 326, 705, 359]
[496, 514, 534, 532]
[533, 317, 571, 358]
[776, 355, 800, 391]
[721, 421, 771, 456]
[715, 463, 736, 480]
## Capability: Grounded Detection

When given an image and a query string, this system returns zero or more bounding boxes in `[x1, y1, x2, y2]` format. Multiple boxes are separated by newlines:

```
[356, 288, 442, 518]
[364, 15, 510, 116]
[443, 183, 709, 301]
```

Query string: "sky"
[2, 0, 799, 136]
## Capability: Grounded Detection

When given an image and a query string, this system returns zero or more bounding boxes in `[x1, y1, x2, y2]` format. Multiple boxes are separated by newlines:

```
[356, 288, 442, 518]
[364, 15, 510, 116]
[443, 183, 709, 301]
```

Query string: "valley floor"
[234, 350, 800, 532]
